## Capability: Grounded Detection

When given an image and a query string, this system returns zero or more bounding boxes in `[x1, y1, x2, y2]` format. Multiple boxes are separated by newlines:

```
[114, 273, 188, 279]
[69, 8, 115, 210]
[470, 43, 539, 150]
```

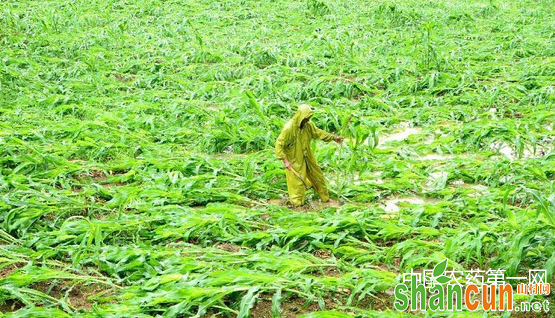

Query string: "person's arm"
[275, 127, 293, 170]
[310, 122, 343, 144]
[281, 158, 292, 170]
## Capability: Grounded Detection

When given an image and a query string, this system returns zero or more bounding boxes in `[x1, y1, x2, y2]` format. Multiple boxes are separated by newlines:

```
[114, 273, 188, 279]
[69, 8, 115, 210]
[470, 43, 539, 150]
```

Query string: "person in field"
[275, 104, 343, 206]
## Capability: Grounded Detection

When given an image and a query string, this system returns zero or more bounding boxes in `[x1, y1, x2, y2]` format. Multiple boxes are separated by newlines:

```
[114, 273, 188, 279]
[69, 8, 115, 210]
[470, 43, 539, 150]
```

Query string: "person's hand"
[282, 158, 292, 170]
[334, 136, 344, 145]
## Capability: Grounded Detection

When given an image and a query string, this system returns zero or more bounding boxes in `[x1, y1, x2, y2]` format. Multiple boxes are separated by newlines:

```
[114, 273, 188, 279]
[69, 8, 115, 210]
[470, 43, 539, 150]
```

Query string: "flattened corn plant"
[1, 0, 554, 316]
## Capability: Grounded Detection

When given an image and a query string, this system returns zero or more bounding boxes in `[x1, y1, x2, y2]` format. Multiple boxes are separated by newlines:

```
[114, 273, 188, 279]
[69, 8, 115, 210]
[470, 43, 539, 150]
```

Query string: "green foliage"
[1, 0, 554, 316]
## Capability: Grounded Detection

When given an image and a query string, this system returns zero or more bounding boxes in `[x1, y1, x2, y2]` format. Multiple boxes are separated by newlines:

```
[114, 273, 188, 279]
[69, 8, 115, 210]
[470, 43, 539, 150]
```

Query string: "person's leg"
[306, 158, 330, 202]
[285, 168, 306, 206]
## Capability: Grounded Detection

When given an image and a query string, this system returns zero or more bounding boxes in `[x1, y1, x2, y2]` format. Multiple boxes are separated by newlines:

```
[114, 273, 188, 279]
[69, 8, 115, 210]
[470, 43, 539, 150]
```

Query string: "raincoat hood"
[292, 104, 314, 128]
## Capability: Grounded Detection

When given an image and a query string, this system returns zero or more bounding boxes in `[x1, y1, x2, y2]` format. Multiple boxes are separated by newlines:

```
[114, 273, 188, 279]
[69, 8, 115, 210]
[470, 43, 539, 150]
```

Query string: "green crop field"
[1, 0, 555, 317]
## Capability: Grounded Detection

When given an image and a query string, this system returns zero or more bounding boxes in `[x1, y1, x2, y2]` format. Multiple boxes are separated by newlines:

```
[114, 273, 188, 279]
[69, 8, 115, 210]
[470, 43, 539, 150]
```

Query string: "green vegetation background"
[1, 0, 554, 317]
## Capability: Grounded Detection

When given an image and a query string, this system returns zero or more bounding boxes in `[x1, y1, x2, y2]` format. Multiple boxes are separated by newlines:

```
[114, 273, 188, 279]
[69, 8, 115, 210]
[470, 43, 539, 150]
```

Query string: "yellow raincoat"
[275, 104, 336, 206]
